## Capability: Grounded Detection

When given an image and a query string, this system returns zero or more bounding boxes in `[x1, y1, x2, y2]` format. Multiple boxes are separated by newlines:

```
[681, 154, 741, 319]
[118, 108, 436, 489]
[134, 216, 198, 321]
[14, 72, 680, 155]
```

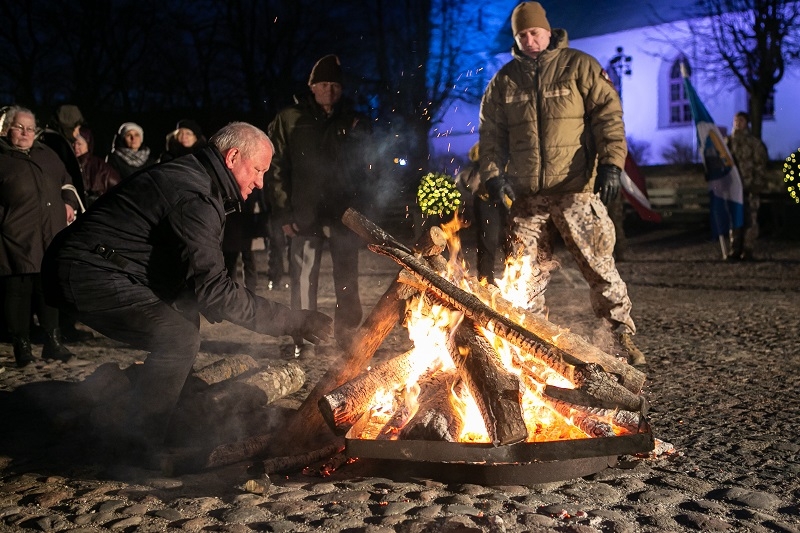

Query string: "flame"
[355, 221, 636, 444]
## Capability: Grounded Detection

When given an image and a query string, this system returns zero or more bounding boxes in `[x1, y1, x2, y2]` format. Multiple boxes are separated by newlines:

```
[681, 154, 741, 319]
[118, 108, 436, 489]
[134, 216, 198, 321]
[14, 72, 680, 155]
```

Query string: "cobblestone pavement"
[1, 226, 799, 532]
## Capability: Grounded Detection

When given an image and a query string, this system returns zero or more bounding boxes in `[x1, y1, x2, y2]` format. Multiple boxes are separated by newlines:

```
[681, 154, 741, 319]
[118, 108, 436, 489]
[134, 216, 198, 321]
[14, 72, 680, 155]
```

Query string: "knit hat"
[118, 122, 144, 140]
[511, 2, 550, 35]
[176, 119, 203, 138]
[308, 54, 343, 85]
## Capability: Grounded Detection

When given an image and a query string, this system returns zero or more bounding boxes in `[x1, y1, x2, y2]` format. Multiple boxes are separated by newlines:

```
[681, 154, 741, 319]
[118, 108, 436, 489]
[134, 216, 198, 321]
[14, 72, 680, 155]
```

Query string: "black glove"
[594, 164, 621, 205]
[485, 175, 516, 210]
[285, 309, 333, 345]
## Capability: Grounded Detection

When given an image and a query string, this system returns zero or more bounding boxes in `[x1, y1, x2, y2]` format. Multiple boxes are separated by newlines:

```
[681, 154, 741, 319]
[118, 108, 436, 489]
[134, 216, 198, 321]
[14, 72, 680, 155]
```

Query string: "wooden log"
[449, 319, 527, 446]
[542, 396, 617, 438]
[319, 350, 423, 434]
[262, 443, 343, 474]
[464, 278, 646, 393]
[274, 220, 448, 454]
[193, 354, 260, 385]
[371, 243, 646, 411]
[206, 361, 305, 407]
[237, 362, 305, 404]
[206, 434, 273, 468]
[399, 372, 465, 442]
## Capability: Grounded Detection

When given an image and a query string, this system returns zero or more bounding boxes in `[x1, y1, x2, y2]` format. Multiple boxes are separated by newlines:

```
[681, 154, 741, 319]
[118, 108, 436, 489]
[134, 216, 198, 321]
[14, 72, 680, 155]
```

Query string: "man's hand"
[282, 222, 299, 238]
[594, 164, 621, 205]
[284, 309, 333, 345]
[65, 204, 76, 224]
[485, 175, 516, 210]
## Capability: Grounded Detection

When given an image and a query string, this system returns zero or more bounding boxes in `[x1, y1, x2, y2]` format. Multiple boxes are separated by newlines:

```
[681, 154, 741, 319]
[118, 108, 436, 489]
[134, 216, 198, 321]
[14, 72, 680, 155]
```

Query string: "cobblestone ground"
[1, 225, 799, 532]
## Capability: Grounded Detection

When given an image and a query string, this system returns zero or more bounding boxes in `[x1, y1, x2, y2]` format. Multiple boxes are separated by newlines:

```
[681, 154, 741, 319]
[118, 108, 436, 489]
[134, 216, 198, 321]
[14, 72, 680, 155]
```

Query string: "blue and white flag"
[682, 70, 744, 238]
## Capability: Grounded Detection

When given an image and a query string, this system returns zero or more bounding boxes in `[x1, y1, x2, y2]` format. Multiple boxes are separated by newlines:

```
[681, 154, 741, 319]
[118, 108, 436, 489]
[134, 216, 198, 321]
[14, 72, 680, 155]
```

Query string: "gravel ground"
[1, 224, 799, 533]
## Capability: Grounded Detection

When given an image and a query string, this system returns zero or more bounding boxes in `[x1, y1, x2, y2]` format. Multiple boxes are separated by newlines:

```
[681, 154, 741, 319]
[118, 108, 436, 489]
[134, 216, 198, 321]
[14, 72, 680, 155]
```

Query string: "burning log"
[464, 278, 645, 392]
[449, 318, 528, 446]
[275, 219, 449, 453]
[542, 396, 616, 438]
[372, 243, 646, 412]
[319, 350, 423, 434]
[399, 371, 465, 442]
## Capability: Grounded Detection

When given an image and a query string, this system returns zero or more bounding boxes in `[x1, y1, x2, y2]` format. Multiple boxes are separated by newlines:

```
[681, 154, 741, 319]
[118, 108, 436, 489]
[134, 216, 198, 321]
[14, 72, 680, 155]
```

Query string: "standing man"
[267, 54, 373, 355]
[42, 122, 332, 458]
[727, 111, 769, 261]
[479, 2, 645, 365]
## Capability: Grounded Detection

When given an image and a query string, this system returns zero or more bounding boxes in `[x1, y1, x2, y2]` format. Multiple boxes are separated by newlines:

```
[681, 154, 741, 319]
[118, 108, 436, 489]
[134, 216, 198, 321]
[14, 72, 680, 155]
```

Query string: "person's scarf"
[114, 146, 151, 168]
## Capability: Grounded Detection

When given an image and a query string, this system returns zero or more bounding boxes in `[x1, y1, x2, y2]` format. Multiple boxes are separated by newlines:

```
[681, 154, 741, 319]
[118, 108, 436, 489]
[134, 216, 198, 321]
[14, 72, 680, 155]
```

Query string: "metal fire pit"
[345, 414, 655, 484]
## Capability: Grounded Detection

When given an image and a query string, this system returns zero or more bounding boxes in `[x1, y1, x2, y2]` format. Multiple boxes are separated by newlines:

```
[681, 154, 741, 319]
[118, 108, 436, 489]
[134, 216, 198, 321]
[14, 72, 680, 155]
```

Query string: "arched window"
[669, 58, 692, 125]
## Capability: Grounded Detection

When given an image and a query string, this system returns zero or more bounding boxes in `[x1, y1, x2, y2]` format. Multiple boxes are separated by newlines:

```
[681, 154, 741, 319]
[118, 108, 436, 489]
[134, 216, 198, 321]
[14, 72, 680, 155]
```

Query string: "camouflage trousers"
[730, 193, 760, 258]
[505, 192, 635, 335]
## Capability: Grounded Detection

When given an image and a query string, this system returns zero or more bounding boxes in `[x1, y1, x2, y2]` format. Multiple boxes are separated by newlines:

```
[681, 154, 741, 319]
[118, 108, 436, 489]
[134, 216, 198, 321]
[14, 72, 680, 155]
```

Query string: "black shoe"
[12, 337, 35, 367]
[42, 329, 75, 362]
[60, 326, 94, 342]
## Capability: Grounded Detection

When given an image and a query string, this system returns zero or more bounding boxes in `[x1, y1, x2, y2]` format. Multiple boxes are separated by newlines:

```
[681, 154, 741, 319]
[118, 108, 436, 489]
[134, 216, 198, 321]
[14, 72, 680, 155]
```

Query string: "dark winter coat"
[0, 138, 77, 276]
[267, 94, 373, 235]
[479, 29, 627, 195]
[78, 153, 121, 205]
[43, 147, 291, 335]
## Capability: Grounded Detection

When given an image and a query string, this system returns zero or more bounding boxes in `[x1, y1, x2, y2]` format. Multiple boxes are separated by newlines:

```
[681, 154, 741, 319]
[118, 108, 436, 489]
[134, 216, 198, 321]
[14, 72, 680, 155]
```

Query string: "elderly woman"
[0, 106, 78, 366]
[106, 121, 157, 179]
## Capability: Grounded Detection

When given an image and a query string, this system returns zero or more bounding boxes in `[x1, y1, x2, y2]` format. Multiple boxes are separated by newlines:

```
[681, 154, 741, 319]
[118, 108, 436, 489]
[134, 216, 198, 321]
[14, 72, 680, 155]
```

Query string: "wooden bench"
[643, 187, 710, 225]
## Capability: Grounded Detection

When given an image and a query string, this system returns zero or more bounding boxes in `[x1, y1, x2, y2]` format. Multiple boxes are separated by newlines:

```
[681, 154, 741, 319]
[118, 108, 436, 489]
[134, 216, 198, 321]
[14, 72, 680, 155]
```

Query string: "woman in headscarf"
[106, 122, 157, 179]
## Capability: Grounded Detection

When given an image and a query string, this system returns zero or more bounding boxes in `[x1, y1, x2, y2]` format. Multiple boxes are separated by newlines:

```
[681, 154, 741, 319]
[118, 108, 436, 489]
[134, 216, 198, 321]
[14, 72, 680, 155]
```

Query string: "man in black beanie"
[266, 55, 375, 356]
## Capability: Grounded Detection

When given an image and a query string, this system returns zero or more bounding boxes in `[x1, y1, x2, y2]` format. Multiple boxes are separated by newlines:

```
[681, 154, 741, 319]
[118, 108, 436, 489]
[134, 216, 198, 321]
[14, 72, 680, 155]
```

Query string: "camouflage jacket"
[728, 128, 769, 193]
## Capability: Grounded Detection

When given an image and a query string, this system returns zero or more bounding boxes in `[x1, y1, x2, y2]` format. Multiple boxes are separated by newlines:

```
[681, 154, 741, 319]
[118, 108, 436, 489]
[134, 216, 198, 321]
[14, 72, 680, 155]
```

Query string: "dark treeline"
[0, 0, 491, 191]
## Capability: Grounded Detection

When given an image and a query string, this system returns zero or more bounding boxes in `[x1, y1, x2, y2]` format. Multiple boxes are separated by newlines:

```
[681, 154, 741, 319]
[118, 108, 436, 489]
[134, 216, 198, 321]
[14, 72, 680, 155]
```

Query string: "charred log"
[449, 319, 528, 446]
[465, 278, 646, 393]
[262, 443, 344, 474]
[277, 221, 448, 453]
[319, 350, 425, 434]
[399, 371, 464, 442]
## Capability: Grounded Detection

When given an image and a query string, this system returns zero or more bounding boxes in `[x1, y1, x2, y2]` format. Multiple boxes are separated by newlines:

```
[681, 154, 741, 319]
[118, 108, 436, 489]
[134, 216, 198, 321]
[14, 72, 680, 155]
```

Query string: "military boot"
[618, 333, 646, 366]
[12, 337, 34, 368]
[42, 329, 75, 362]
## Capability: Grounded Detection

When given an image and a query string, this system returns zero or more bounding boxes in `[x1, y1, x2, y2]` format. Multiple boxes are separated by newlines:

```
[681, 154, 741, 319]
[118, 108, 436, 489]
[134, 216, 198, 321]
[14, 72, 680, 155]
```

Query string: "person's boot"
[12, 337, 34, 367]
[42, 329, 75, 362]
[618, 332, 646, 366]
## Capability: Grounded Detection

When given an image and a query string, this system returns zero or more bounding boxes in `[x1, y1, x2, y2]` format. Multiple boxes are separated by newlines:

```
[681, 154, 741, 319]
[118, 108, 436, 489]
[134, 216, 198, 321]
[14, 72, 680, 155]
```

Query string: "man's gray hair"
[209, 122, 273, 159]
[0, 105, 36, 136]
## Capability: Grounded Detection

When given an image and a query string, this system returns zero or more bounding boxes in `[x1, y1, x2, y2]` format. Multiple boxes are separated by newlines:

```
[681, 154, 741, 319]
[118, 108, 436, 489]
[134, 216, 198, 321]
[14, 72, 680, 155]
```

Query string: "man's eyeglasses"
[9, 124, 40, 135]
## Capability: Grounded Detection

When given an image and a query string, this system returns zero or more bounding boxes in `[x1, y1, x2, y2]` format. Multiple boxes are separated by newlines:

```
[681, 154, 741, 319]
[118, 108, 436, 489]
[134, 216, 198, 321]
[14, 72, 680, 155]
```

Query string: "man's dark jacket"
[267, 94, 373, 235]
[43, 147, 290, 335]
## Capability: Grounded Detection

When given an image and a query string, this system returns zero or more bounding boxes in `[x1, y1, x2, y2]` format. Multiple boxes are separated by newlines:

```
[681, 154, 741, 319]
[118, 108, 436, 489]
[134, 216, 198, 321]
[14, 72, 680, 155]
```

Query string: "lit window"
[669, 58, 691, 126]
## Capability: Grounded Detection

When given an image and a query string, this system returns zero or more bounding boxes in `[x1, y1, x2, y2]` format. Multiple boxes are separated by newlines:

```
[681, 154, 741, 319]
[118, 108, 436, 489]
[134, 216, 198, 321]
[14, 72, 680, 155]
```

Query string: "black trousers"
[47, 260, 200, 445]
[2, 274, 59, 339]
[473, 198, 506, 285]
